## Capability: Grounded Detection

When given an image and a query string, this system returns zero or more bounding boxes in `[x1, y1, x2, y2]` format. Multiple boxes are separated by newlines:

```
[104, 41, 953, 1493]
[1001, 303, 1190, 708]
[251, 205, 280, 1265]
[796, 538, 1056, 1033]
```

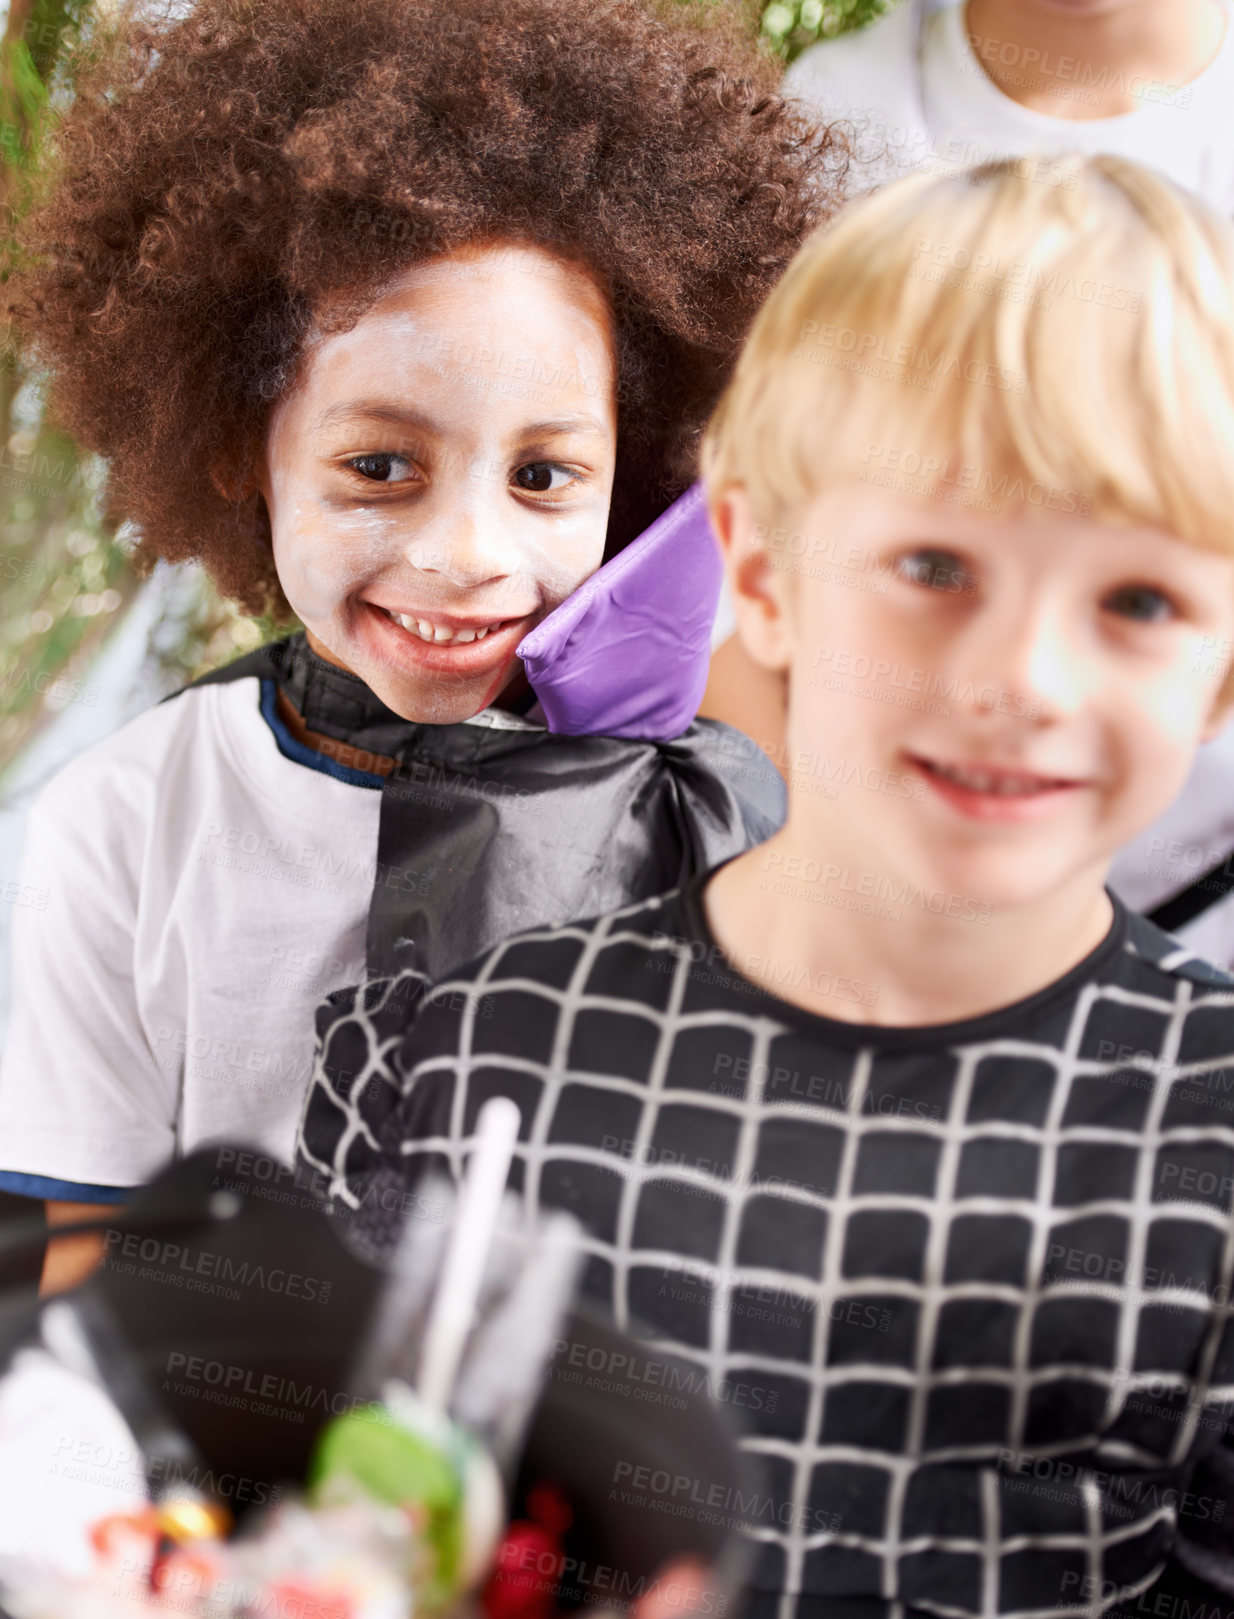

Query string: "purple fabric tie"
[519, 483, 720, 742]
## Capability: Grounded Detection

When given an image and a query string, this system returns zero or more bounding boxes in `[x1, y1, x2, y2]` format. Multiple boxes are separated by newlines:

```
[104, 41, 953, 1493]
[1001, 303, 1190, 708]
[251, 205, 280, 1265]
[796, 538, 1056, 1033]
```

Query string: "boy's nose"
[960, 600, 1087, 722]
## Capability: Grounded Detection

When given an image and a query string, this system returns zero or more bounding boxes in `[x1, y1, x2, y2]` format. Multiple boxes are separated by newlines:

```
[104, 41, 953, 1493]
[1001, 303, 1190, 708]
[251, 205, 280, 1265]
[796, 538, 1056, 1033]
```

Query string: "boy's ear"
[1201, 687, 1234, 744]
[710, 487, 794, 673]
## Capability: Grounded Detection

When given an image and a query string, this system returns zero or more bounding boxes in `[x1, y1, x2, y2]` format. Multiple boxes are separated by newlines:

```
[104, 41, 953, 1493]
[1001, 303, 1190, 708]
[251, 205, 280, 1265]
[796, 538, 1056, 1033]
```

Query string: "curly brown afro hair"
[7, 0, 849, 615]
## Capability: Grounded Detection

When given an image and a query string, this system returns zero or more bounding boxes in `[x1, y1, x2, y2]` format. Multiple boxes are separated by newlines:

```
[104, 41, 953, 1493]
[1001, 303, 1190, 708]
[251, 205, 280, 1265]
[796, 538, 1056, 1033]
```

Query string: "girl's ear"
[209, 456, 274, 554]
[208, 455, 259, 504]
[710, 487, 794, 673]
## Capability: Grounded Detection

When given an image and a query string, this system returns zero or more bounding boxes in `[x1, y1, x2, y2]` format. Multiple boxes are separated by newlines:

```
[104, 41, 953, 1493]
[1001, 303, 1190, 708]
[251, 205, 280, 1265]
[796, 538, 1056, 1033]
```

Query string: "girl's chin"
[362, 655, 528, 725]
[359, 664, 521, 725]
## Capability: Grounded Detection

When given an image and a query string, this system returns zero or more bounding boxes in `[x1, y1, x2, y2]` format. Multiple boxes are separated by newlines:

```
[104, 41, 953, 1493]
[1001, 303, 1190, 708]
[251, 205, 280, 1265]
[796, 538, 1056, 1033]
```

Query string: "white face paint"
[261, 242, 619, 723]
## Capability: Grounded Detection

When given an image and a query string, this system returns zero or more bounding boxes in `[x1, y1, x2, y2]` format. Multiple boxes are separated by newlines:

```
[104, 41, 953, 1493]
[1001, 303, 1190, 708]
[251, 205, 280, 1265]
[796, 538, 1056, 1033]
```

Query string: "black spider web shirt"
[312, 878, 1234, 1619]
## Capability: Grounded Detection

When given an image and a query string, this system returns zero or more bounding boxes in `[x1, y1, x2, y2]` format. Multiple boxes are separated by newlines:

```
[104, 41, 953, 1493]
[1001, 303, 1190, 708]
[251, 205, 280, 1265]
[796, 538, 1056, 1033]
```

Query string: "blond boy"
[323, 158, 1234, 1619]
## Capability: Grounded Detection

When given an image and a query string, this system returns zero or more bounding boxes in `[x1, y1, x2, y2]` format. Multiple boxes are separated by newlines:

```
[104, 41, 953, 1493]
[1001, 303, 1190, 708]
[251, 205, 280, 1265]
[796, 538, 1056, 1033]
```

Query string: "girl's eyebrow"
[518, 415, 610, 440]
[312, 400, 438, 435]
[508, 417, 612, 450]
[311, 403, 609, 441]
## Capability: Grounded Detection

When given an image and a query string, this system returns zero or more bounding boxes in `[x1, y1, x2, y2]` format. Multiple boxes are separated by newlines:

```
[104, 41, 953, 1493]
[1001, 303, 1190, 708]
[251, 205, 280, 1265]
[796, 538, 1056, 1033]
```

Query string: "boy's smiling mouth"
[908, 753, 1086, 821]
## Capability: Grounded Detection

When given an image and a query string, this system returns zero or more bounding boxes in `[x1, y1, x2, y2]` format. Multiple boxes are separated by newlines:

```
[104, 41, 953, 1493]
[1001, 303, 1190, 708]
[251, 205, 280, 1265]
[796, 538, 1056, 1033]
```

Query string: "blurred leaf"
[759, 0, 899, 61]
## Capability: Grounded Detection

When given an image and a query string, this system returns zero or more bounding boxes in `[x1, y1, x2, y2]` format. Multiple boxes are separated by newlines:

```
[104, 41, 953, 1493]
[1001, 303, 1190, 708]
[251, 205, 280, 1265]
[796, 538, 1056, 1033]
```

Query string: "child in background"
[331, 157, 1234, 1619]
[706, 0, 1234, 966]
[784, 0, 1233, 199]
[0, 0, 844, 1287]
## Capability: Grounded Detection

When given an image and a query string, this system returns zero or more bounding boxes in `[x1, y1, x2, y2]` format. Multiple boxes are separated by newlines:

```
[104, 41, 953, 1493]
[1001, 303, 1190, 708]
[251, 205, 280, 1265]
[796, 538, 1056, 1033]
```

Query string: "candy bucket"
[0, 1147, 750, 1615]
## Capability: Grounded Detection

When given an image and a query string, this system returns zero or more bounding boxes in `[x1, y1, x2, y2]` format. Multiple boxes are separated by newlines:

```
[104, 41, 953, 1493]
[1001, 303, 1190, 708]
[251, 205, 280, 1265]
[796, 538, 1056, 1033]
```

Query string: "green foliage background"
[759, 0, 895, 62]
[0, 0, 897, 779]
[0, 0, 133, 775]
[0, 0, 296, 778]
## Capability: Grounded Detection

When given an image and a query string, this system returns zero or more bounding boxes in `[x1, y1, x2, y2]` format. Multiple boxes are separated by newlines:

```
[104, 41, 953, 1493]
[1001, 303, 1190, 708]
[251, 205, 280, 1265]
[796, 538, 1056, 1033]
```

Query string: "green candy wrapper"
[308, 1396, 472, 1610]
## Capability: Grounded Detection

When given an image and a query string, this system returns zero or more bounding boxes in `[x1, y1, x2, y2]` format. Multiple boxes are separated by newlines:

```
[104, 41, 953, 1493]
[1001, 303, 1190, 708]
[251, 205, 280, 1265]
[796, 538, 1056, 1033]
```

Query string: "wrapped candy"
[307, 1395, 495, 1610]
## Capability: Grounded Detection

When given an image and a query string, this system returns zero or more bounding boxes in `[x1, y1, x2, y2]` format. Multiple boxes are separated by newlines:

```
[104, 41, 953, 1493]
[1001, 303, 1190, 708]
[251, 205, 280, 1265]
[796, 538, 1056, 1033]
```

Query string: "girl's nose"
[401, 503, 515, 589]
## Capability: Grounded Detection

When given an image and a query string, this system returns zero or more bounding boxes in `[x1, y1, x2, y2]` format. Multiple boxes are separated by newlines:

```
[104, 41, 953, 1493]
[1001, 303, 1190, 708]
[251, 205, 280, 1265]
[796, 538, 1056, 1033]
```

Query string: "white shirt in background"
[784, 0, 1234, 207]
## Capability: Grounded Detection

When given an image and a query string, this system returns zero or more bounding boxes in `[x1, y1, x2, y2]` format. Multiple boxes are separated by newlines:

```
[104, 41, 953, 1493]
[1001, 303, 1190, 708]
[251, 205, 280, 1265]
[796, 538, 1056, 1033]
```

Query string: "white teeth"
[933, 761, 1055, 796]
[385, 608, 501, 646]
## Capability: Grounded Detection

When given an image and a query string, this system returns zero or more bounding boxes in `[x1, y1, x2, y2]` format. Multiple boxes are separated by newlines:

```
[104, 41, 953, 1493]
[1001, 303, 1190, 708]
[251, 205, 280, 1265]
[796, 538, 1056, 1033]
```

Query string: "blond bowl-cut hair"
[702, 154, 1234, 555]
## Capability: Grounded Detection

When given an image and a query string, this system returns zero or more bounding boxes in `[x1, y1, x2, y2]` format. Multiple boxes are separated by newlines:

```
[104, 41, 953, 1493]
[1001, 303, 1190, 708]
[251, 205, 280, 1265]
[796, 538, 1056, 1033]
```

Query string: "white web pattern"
[301, 891, 1234, 1619]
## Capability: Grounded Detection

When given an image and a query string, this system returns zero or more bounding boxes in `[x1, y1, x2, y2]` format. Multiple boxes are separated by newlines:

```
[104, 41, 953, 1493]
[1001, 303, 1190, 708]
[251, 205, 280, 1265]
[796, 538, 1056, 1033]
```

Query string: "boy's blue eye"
[896, 548, 974, 595]
[514, 462, 572, 494]
[1103, 584, 1175, 623]
[349, 453, 414, 482]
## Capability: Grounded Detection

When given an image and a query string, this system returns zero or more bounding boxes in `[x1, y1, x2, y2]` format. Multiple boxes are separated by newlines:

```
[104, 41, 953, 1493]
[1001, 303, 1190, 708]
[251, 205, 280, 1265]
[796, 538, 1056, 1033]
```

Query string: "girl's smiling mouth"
[378, 605, 521, 645]
[357, 597, 536, 680]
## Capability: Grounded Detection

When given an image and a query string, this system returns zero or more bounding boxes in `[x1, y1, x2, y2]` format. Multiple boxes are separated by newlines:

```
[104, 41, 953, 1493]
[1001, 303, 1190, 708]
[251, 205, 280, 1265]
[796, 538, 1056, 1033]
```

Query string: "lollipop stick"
[416, 1097, 521, 1418]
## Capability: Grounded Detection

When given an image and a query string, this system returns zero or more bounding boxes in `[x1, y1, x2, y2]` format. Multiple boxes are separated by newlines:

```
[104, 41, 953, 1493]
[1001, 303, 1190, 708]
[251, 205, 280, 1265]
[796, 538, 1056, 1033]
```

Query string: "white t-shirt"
[0, 677, 381, 1199]
[784, 0, 1234, 206]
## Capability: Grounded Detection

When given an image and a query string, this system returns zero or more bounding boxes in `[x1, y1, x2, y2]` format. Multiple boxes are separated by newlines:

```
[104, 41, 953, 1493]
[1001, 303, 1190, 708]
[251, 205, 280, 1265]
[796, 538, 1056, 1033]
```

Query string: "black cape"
[190, 634, 785, 1188]
[193, 632, 784, 981]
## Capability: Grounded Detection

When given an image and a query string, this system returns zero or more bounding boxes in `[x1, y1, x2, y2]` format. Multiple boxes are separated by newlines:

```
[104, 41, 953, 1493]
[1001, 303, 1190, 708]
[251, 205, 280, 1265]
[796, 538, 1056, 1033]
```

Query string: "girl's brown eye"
[514, 462, 571, 493]
[349, 453, 413, 482]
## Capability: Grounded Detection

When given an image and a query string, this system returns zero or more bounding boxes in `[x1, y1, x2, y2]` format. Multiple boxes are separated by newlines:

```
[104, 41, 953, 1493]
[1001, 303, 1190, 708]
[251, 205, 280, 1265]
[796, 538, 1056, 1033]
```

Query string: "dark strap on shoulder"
[167, 638, 289, 694]
[170, 633, 421, 757]
[1146, 853, 1234, 932]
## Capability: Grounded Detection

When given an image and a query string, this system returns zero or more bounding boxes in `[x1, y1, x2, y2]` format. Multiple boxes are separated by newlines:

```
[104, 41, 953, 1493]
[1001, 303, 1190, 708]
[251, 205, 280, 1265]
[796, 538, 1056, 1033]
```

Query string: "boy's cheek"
[1144, 662, 1229, 741]
[1110, 682, 1215, 834]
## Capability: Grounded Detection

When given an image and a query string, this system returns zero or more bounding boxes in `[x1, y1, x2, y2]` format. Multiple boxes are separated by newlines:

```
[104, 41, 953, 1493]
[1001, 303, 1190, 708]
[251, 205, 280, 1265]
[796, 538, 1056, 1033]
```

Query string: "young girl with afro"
[0, 0, 847, 1283]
